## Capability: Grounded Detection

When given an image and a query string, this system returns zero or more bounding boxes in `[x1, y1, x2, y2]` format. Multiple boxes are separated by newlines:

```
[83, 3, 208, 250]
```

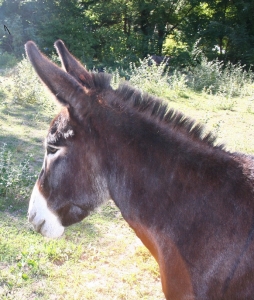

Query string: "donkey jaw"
[28, 184, 65, 238]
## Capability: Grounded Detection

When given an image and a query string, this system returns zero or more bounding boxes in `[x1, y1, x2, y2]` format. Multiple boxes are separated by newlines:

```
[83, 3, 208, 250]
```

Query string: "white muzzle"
[28, 184, 65, 238]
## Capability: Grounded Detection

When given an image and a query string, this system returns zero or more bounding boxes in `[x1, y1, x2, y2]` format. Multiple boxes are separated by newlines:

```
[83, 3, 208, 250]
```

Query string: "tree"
[0, 0, 253, 68]
[178, 0, 254, 67]
[80, 0, 201, 65]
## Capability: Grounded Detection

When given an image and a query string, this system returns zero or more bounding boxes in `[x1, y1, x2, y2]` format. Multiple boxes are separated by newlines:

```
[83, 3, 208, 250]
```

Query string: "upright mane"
[90, 72, 223, 150]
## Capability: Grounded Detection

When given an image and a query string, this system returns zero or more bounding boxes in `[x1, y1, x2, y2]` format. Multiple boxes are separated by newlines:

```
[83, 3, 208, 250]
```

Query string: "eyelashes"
[46, 145, 59, 155]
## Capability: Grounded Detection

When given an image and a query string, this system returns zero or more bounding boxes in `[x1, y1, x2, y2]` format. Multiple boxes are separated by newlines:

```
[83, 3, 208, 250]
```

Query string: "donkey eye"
[47, 146, 58, 155]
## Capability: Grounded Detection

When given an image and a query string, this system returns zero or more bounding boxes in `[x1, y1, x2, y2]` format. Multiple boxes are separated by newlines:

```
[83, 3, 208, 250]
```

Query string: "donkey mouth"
[35, 219, 46, 234]
[28, 211, 45, 233]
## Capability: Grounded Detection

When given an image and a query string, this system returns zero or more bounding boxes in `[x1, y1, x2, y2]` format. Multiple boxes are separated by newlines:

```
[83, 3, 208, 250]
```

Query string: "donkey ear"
[25, 41, 89, 113]
[54, 40, 94, 89]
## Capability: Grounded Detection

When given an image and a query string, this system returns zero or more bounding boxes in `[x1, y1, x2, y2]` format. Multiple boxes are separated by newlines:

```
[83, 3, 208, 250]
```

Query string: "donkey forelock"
[47, 109, 74, 145]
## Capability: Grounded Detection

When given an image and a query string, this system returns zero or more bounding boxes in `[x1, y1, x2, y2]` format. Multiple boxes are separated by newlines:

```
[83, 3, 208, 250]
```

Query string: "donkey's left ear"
[25, 41, 90, 118]
[54, 40, 94, 89]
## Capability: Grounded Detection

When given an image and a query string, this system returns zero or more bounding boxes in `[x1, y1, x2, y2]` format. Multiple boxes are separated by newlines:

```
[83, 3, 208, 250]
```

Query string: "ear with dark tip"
[54, 39, 94, 89]
[25, 41, 90, 115]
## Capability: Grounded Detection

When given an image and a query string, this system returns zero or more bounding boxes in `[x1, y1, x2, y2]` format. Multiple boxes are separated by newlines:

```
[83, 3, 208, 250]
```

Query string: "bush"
[0, 143, 36, 200]
[128, 56, 170, 96]
[189, 56, 224, 93]
[4, 56, 56, 116]
[11, 56, 48, 104]
[125, 56, 188, 99]
[188, 51, 254, 97]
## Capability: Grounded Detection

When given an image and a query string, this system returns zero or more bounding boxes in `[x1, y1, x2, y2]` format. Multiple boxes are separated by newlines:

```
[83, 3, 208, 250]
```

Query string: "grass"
[0, 202, 162, 300]
[0, 56, 254, 299]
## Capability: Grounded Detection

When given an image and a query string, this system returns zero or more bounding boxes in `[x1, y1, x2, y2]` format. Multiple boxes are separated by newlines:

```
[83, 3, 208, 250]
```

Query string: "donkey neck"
[101, 111, 254, 298]
[102, 107, 234, 228]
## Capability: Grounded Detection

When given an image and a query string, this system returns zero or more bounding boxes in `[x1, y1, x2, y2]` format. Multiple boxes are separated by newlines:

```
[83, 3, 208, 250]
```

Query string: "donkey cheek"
[61, 205, 90, 226]
[28, 184, 65, 238]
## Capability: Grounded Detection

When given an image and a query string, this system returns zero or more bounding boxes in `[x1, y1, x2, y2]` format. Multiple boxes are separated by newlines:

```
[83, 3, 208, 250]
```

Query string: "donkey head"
[26, 41, 110, 238]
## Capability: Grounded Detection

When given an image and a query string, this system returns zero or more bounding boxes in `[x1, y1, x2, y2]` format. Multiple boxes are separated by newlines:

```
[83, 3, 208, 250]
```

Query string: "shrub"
[11, 56, 48, 104]
[0, 143, 36, 200]
[189, 56, 224, 93]
[128, 57, 169, 96]
[3, 56, 57, 117]
[188, 53, 254, 97]
[125, 56, 188, 99]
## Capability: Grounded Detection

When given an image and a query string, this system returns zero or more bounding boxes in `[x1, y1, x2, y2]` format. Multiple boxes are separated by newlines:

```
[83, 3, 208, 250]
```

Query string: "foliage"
[1, 0, 253, 69]
[0, 51, 17, 68]
[5, 56, 56, 116]
[0, 143, 35, 200]
[125, 56, 187, 100]
[118, 52, 253, 100]
[128, 56, 170, 96]
[179, 0, 254, 67]
[163, 32, 188, 57]
[2, 49, 253, 112]
[189, 53, 254, 97]
[11, 57, 48, 104]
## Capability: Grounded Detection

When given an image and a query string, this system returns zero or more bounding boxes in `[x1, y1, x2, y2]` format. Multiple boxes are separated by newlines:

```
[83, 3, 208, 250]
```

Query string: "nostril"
[28, 212, 36, 223]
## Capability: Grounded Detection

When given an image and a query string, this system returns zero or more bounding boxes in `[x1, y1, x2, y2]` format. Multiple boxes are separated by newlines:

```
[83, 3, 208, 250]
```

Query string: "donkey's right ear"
[54, 40, 94, 89]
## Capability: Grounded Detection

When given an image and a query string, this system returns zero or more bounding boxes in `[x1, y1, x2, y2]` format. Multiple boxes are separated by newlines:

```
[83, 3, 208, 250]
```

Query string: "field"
[0, 60, 254, 299]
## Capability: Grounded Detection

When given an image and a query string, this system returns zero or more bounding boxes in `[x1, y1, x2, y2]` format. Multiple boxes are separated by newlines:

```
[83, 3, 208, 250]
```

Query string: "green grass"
[0, 57, 254, 299]
[0, 202, 162, 300]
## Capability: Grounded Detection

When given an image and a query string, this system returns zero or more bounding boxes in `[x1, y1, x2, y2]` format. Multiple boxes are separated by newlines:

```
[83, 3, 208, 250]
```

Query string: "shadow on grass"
[1, 101, 56, 125]
[0, 134, 43, 153]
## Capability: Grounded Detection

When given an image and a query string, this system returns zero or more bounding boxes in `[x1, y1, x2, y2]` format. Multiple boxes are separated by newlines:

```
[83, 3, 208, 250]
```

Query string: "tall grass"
[111, 54, 254, 101]
[189, 55, 254, 98]
[3, 53, 254, 109]
[1, 57, 56, 118]
[11, 57, 47, 104]
[110, 56, 188, 99]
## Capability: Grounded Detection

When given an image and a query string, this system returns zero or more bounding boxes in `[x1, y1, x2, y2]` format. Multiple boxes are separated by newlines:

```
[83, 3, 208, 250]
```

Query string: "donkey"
[26, 40, 254, 299]
[150, 54, 170, 66]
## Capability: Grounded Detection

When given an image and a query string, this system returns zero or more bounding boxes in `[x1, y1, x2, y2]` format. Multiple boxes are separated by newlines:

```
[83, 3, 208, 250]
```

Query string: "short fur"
[26, 40, 254, 300]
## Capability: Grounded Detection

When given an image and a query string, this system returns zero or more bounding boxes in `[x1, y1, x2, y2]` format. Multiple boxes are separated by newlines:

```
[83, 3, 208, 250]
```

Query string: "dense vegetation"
[0, 0, 254, 69]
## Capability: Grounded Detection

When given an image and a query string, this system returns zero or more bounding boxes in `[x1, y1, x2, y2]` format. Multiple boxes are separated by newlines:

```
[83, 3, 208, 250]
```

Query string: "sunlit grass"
[0, 202, 162, 300]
